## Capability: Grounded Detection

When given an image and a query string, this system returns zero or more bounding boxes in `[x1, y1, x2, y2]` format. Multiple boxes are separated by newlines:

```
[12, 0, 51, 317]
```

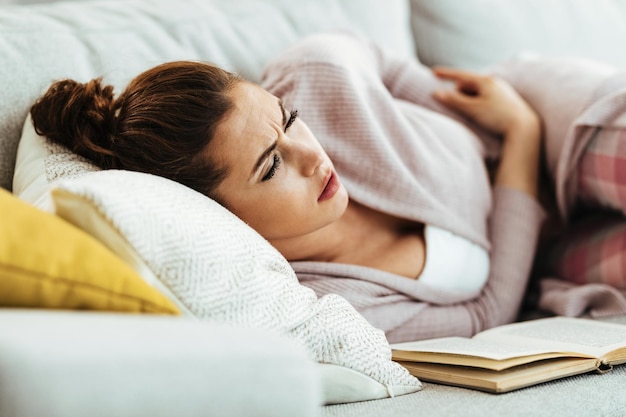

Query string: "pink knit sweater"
[261, 32, 546, 343]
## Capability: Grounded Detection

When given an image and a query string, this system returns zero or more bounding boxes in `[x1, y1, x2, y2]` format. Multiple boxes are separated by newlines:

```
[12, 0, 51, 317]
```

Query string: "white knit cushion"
[50, 169, 421, 404]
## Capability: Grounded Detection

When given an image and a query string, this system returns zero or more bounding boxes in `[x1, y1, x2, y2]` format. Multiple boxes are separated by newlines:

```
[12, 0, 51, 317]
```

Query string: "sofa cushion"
[0, 187, 179, 314]
[410, 0, 626, 70]
[0, 0, 413, 192]
[0, 310, 321, 417]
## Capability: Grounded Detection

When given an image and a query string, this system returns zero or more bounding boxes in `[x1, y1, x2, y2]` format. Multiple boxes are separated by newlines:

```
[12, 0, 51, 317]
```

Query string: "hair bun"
[30, 77, 119, 168]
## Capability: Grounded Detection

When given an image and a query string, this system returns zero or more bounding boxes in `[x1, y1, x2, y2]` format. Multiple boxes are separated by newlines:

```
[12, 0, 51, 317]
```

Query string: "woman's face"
[210, 81, 349, 242]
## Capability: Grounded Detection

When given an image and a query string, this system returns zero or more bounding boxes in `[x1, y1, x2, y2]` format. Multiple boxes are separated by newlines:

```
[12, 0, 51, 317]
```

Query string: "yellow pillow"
[0, 188, 179, 314]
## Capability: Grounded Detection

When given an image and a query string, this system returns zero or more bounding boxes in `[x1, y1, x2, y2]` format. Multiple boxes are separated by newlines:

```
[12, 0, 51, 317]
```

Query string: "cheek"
[259, 187, 305, 222]
[233, 189, 298, 228]
[251, 188, 314, 233]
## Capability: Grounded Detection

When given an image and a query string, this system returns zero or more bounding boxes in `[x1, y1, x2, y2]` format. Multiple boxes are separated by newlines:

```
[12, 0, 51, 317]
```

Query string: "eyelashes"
[262, 154, 281, 181]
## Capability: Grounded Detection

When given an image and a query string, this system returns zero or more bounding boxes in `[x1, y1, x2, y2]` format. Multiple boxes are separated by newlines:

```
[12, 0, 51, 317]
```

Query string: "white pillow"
[410, 0, 626, 69]
[51, 169, 421, 404]
[12, 115, 100, 212]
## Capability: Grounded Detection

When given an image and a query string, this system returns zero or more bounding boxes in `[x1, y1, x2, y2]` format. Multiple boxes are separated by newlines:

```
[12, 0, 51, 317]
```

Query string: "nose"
[289, 140, 324, 177]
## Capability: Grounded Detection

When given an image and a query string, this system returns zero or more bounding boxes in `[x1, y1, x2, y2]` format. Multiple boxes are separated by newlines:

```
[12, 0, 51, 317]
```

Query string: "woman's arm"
[386, 69, 545, 342]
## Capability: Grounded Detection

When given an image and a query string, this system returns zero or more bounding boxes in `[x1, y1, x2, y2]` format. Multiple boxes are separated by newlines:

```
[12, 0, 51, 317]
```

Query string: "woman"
[31, 32, 545, 342]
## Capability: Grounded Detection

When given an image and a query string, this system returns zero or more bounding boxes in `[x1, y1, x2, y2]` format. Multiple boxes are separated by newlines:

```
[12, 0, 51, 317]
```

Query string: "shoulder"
[262, 30, 379, 79]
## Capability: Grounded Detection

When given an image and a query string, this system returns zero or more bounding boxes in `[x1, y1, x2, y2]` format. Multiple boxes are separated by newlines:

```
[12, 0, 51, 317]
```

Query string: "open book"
[390, 317, 626, 393]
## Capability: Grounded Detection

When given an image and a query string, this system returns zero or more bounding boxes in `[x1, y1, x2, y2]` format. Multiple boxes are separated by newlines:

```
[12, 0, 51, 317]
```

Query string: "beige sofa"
[2, 1, 626, 416]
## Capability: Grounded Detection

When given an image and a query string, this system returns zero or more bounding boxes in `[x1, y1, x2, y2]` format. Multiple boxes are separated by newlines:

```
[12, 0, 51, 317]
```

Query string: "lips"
[318, 170, 340, 202]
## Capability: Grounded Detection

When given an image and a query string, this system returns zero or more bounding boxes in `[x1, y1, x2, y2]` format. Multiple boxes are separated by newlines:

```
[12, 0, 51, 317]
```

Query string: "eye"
[284, 109, 298, 132]
[262, 154, 281, 181]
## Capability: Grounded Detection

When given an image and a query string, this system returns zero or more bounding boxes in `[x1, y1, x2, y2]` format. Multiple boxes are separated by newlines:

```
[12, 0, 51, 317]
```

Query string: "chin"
[334, 186, 350, 216]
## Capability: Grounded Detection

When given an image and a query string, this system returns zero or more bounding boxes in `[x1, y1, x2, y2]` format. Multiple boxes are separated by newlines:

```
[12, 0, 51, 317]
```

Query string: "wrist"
[504, 109, 541, 139]
[496, 113, 542, 198]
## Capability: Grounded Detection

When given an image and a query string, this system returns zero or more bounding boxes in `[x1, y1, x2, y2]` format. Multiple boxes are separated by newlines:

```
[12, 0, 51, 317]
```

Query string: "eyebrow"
[250, 99, 285, 178]
[280, 98, 287, 128]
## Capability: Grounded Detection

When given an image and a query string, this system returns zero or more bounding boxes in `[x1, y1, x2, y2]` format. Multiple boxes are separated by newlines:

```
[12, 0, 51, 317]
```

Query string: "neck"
[269, 200, 368, 263]
[268, 200, 378, 263]
[269, 221, 346, 263]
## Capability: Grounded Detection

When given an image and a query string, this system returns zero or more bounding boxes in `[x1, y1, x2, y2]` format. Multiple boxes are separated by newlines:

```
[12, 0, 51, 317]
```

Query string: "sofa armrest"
[0, 310, 321, 417]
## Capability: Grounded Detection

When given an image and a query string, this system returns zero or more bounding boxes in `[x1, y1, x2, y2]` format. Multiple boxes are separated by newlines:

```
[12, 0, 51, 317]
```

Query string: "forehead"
[221, 81, 280, 137]
[209, 82, 281, 175]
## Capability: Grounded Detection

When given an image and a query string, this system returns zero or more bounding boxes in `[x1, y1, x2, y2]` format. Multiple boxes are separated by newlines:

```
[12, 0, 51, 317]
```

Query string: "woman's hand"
[432, 67, 542, 199]
[432, 67, 539, 136]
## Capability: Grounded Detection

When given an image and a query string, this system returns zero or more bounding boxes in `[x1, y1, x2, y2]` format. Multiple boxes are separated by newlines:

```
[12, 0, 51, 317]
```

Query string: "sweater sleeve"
[385, 186, 545, 342]
[368, 34, 504, 160]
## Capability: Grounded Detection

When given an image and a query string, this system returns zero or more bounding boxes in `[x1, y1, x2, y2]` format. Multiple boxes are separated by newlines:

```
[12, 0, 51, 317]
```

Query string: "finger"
[432, 88, 476, 111]
[432, 66, 484, 83]
[432, 67, 481, 95]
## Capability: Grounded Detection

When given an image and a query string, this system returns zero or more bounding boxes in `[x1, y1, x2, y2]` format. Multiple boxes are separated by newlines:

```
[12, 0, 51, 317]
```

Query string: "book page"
[391, 336, 561, 361]
[476, 317, 626, 356]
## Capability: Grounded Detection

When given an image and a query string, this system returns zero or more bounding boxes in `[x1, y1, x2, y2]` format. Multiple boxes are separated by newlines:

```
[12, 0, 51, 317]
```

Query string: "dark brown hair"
[30, 61, 241, 196]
